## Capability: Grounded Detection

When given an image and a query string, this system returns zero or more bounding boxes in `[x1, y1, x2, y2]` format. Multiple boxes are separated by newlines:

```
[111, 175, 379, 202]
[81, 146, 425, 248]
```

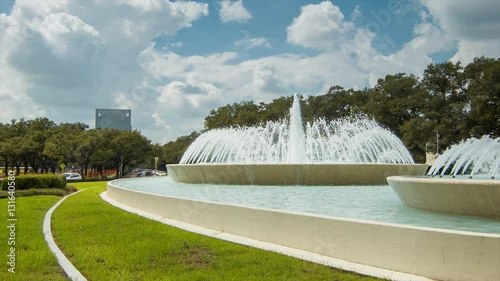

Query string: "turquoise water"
[113, 177, 500, 235]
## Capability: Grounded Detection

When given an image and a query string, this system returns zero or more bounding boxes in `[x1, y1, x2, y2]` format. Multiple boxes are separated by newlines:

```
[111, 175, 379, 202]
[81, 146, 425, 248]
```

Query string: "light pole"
[436, 131, 440, 155]
[154, 157, 159, 171]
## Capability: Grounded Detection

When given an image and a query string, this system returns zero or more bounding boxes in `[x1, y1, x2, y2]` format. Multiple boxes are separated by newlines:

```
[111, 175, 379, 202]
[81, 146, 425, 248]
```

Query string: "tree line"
[0, 119, 158, 177]
[1, 57, 498, 174]
[166, 56, 499, 163]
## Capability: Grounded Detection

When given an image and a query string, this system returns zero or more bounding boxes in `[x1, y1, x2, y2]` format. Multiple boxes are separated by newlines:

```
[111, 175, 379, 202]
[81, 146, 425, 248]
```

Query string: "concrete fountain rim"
[387, 175, 500, 185]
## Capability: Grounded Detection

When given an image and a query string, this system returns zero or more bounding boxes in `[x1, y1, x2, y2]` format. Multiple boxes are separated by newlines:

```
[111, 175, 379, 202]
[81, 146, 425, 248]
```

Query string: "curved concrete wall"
[167, 164, 428, 185]
[107, 181, 500, 281]
[388, 176, 500, 219]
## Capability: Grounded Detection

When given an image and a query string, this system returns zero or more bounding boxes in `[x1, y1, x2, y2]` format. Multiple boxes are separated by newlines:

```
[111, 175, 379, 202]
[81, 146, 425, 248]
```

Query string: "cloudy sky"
[1, 0, 499, 143]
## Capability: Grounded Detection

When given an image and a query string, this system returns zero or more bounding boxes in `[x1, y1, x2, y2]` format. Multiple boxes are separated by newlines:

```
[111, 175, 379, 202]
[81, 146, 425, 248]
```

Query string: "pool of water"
[113, 177, 500, 235]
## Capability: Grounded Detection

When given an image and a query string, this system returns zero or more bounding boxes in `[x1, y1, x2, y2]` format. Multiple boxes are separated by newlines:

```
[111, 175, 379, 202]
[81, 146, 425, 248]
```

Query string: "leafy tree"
[43, 123, 87, 171]
[24, 117, 57, 173]
[109, 130, 152, 178]
[362, 74, 426, 136]
[422, 61, 468, 150]
[463, 57, 500, 137]
[204, 101, 263, 129]
[260, 96, 293, 123]
[75, 129, 105, 175]
[304, 86, 361, 123]
[164, 131, 200, 164]
[0, 123, 13, 176]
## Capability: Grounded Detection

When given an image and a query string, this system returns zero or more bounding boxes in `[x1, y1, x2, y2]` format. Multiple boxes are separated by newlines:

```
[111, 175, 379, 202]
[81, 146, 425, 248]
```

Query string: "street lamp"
[436, 131, 440, 155]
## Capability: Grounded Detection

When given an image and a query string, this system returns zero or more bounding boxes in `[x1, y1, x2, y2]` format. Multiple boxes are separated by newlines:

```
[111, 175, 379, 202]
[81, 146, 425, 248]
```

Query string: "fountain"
[427, 136, 499, 178]
[104, 96, 500, 281]
[388, 136, 500, 219]
[169, 94, 427, 185]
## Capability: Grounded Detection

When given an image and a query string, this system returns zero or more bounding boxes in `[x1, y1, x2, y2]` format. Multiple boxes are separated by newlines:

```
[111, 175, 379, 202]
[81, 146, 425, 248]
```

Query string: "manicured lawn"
[0, 181, 384, 280]
[0, 195, 68, 281]
[69, 181, 108, 190]
[52, 182, 383, 281]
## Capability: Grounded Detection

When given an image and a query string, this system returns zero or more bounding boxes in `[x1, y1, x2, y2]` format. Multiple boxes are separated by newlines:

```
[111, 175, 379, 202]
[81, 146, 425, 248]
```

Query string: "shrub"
[1, 174, 67, 191]
[0, 185, 77, 198]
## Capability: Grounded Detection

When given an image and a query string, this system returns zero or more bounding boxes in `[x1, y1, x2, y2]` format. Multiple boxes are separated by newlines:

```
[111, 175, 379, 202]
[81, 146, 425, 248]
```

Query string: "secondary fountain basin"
[388, 136, 500, 219]
[388, 176, 500, 219]
[106, 177, 500, 281]
[167, 163, 428, 185]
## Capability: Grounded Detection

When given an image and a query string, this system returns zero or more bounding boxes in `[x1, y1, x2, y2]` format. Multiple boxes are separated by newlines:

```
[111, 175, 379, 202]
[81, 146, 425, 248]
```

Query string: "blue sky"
[1, 0, 499, 143]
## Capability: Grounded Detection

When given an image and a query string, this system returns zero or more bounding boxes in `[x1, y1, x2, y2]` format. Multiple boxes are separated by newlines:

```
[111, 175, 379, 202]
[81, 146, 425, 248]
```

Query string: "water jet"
[169, 94, 426, 185]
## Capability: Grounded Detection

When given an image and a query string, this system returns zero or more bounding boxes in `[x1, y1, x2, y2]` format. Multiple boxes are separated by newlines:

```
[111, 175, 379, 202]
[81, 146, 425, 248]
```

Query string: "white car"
[63, 173, 82, 181]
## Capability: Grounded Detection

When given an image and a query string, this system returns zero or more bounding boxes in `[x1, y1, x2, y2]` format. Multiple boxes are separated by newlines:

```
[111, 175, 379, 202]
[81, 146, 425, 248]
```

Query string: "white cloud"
[235, 37, 271, 49]
[171, 41, 183, 47]
[420, 0, 500, 63]
[2, 0, 499, 144]
[219, 0, 252, 23]
[0, 0, 208, 140]
[287, 1, 353, 50]
[252, 63, 285, 95]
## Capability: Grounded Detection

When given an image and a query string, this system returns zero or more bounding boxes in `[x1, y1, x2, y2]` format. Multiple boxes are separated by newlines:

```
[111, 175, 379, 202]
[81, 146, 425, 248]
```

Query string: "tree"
[25, 117, 57, 173]
[362, 74, 426, 136]
[463, 57, 500, 137]
[422, 61, 468, 149]
[260, 96, 293, 123]
[304, 86, 361, 123]
[109, 130, 152, 178]
[75, 129, 105, 175]
[163, 131, 200, 164]
[204, 101, 263, 130]
[43, 123, 87, 171]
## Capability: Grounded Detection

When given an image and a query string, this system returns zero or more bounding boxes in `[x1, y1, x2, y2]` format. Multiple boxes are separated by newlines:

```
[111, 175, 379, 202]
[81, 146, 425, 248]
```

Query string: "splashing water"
[427, 136, 500, 177]
[288, 94, 305, 163]
[180, 95, 414, 164]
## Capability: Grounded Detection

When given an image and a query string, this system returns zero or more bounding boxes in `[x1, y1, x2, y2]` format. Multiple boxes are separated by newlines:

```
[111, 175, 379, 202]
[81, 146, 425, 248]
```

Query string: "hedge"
[0, 186, 77, 198]
[1, 174, 67, 191]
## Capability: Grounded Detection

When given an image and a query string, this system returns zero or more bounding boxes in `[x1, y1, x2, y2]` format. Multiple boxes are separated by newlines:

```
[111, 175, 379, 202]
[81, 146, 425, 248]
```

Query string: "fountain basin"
[388, 176, 500, 219]
[106, 179, 500, 281]
[167, 163, 428, 185]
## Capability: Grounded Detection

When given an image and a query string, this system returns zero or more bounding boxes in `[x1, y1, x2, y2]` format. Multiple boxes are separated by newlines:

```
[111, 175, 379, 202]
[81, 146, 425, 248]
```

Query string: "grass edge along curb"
[101, 190, 428, 281]
[44, 189, 93, 281]
[53, 184, 382, 281]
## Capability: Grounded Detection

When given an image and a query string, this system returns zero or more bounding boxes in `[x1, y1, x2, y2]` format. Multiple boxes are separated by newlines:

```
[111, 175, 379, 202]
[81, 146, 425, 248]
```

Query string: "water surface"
[113, 177, 500, 235]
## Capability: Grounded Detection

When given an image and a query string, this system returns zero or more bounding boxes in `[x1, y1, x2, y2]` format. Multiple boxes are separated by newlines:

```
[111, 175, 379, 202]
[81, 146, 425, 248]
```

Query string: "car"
[153, 170, 167, 176]
[63, 172, 82, 181]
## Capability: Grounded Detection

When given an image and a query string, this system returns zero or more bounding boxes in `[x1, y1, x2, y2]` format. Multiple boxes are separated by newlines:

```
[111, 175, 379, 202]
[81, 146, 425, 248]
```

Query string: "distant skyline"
[1, 0, 499, 143]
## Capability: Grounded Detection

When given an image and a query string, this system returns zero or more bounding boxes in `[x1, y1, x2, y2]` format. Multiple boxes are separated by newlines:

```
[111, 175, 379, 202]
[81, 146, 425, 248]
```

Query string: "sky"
[1, 0, 499, 144]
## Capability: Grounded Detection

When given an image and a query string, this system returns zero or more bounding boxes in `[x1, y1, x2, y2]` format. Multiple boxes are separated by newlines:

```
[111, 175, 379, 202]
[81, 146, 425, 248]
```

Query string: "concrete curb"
[100, 190, 431, 281]
[43, 190, 88, 281]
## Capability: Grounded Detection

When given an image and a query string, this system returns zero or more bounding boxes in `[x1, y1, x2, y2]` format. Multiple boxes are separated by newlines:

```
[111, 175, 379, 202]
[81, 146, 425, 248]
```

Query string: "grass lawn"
[0, 181, 385, 280]
[52, 182, 383, 281]
[0, 195, 68, 281]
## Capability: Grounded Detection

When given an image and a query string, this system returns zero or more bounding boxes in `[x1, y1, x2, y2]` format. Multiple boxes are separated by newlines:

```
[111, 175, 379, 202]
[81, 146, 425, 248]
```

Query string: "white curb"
[43, 189, 88, 281]
[101, 191, 431, 281]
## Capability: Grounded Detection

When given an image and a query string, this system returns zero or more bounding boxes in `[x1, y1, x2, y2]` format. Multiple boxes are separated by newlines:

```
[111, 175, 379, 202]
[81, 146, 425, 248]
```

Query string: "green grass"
[0, 195, 68, 281]
[0, 181, 385, 280]
[68, 181, 104, 190]
[52, 182, 383, 281]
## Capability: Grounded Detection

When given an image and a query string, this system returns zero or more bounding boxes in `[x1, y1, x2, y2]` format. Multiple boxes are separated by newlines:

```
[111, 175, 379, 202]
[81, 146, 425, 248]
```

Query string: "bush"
[1, 174, 67, 191]
[0, 185, 77, 198]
